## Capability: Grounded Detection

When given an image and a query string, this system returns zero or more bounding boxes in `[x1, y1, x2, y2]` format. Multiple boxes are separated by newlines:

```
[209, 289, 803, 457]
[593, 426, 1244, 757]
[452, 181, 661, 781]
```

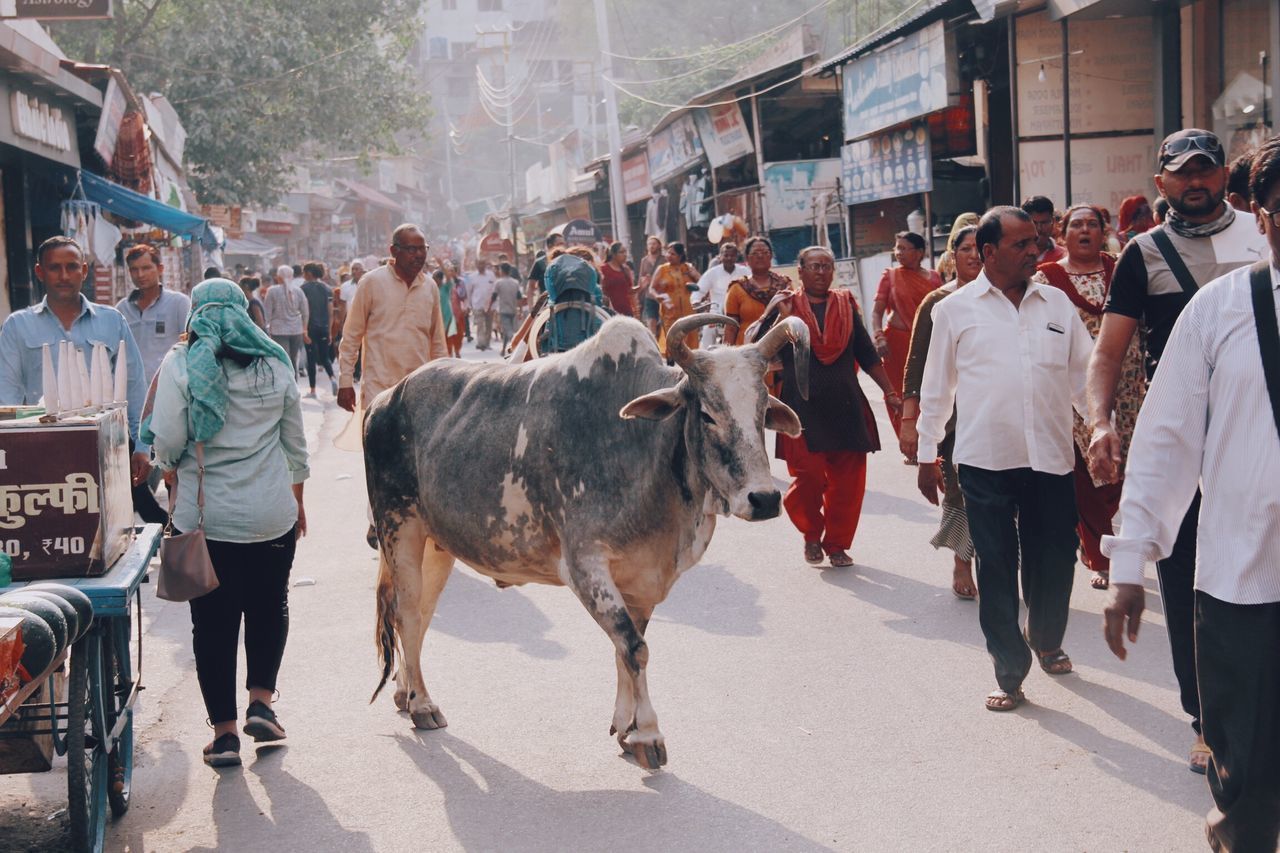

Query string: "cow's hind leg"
[382, 513, 454, 730]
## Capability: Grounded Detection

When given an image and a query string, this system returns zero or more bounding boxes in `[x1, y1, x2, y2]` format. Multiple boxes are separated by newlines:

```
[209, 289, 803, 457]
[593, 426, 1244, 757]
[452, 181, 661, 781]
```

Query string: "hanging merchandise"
[644, 188, 669, 243]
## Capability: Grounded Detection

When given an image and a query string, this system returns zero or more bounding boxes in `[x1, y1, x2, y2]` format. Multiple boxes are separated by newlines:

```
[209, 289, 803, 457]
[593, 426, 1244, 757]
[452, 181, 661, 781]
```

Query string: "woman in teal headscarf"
[144, 278, 310, 768]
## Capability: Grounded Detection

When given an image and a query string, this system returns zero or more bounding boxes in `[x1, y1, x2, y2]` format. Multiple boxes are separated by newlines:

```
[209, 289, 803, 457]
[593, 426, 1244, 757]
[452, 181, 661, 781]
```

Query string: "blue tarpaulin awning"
[79, 170, 216, 249]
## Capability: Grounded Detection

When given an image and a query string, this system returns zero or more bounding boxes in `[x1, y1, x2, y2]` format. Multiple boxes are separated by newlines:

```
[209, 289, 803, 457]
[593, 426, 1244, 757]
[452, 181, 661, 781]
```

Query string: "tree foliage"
[58, 0, 431, 205]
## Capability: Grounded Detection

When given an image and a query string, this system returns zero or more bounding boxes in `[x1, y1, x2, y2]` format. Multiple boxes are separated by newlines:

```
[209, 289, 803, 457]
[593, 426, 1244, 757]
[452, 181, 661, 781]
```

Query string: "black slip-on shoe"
[243, 700, 287, 743]
[203, 733, 241, 767]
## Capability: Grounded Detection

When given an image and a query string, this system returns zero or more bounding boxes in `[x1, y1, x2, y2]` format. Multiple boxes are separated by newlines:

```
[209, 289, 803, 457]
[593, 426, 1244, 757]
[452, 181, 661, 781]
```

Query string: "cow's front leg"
[560, 553, 665, 767]
[610, 607, 665, 769]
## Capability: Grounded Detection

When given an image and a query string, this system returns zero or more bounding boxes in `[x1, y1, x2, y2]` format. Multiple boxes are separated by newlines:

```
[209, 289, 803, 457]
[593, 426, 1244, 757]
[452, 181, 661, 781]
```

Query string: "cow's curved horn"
[755, 316, 810, 400]
[666, 313, 738, 367]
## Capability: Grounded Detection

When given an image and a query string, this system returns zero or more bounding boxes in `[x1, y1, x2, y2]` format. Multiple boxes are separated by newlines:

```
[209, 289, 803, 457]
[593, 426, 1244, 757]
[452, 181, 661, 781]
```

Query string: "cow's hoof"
[393, 689, 409, 712]
[410, 707, 448, 730]
[620, 731, 667, 769]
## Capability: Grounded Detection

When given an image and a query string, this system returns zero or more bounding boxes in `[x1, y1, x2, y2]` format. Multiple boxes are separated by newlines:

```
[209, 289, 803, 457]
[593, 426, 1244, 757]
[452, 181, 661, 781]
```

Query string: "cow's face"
[621, 317, 808, 521]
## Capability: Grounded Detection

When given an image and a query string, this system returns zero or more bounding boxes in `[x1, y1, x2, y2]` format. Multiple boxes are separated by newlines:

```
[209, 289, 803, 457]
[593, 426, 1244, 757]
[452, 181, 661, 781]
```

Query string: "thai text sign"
[843, 20, 949, 141]
[841, 120, 933, 205]
[647, 114, 705, 184]
[693, 103, 754, 168]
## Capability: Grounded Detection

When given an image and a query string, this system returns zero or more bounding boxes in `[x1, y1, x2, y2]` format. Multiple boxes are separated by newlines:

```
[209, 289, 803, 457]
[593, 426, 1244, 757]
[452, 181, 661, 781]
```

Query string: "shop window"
[758, 94, 843, 162]
[1214, 0, 1273, 157]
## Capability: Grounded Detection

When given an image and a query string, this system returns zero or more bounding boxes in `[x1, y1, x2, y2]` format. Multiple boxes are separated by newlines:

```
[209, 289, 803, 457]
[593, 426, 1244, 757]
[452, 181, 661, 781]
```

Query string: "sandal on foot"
[803, 542, 825, 566]
[952, 579, 976, 600]
[1090, 571, 1110, 590]
[828, 550, 854, 568]
[1036, 649, 1073, 675]
[1189, 740, 1211, 775]
[985, 689, 1025, 712]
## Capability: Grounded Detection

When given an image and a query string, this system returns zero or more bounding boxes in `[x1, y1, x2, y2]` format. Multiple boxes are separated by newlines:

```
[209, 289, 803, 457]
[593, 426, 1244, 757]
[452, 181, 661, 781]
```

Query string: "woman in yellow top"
[650, 241, 701, 352]
[723, 236, 792, 344]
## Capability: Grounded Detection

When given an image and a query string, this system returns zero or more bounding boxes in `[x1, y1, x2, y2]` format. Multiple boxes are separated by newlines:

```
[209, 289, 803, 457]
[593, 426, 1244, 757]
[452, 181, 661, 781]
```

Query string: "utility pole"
[592, 0, 629, 248]
[477, 24, 522, 268]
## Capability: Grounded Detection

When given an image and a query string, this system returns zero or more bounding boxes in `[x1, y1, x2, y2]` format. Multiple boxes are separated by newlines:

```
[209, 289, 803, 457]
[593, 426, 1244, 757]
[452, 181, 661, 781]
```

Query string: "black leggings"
[305, 329, 335, 389]
[188, 528, 296, 724]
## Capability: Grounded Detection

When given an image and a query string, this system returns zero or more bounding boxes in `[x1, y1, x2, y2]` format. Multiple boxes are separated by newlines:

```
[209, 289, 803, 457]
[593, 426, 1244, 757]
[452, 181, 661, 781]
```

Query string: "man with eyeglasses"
[337, 224, 448, 413]
[1087, 128, 1267, 774]
[1100, 133, 1280, 853]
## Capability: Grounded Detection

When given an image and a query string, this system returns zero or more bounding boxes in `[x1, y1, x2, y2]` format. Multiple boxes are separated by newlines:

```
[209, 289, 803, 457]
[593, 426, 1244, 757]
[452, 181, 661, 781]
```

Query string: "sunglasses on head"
[1160, 134, 1222, 160]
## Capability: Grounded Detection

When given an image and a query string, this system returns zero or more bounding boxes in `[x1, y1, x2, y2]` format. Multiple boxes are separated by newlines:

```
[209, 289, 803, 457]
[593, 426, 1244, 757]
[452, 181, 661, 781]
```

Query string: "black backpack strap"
[1149, 227, 1200, 295]
[1249, 259, 1280, 444]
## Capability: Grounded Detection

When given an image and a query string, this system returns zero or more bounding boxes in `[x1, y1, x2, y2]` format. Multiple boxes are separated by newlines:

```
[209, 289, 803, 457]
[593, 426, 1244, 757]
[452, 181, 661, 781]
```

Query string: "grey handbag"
[156, 443, 219, 602]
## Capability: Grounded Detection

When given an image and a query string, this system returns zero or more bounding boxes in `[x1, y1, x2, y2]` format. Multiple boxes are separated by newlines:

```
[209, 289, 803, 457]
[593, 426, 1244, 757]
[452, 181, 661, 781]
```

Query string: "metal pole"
[504, 31, 522, 270]
[923, 192, 934, 267]
[593, 0, 630, 247]
[1061, 19, 1072, 204]
[750, 84, 767, 234]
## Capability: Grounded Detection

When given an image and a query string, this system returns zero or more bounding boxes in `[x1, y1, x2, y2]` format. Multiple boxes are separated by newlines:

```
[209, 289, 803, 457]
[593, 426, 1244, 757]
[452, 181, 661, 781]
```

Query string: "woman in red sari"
[872, 231, 940, 446]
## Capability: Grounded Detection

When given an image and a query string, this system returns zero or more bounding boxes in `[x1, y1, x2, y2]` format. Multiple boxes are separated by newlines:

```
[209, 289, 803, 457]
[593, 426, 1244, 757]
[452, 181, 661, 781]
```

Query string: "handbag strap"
[1150, 227, 1201, 296]
[1248, 260, 1280, 446]
[164, 442, 207, 533]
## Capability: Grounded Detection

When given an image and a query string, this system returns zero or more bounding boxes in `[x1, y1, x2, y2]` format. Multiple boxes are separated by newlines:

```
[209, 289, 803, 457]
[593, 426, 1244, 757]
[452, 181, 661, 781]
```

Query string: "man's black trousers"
[959, 465, 1078, 693]
[1198, 592, 1280, 853]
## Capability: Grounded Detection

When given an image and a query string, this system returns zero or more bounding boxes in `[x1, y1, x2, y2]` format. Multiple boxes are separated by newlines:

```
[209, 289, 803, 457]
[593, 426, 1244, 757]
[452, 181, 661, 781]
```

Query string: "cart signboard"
[0, 408, 132, 580]
[0, 0, 113, 19]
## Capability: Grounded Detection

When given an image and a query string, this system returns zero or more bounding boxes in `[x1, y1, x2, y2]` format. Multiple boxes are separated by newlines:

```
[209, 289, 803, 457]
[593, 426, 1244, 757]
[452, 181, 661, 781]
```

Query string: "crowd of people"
[0, 124, 1275, 850]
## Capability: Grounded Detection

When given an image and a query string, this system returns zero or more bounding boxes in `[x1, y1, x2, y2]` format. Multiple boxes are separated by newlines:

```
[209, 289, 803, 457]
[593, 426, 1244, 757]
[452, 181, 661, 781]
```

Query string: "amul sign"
[0, 0, 113, 19]
[10, 92, 73, 154]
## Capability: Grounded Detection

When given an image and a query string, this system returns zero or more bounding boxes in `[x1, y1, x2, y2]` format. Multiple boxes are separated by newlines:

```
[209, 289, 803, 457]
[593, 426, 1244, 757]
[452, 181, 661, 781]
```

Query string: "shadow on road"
[397, 731, 832, 852]
[861, 488, 938, 525]
[652, 563, 765, 637]
[431, 570, 568, 660]
[186, 748, 375, 853]
[817, 563, 986, 649]
[1020, 702, 1205, 815]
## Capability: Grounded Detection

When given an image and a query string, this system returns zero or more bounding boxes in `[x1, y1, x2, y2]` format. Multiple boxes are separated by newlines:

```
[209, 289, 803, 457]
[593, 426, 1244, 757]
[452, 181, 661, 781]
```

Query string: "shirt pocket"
[1034, 323, 1070, 369]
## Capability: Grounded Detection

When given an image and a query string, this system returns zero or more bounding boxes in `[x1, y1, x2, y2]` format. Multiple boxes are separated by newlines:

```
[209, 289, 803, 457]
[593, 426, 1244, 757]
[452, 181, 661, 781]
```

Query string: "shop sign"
[621, 149, 652, 205]
[762, 159, 842, 230]
[647, 113, 705, 184]
[0, 0, 113, 19]
[9, 91, 72, 153]
[479, 233, 514, 257]
[692, 103, 754, 169]
[257, 220, 293, 236]
[841, 120, 933, 206]
[1018, 135, 1155, 214]
[93, 76, 127, 167]
[1014, 11, 1153, 137]
[843, 20, 950, 141]
[562, 218, 600, 246]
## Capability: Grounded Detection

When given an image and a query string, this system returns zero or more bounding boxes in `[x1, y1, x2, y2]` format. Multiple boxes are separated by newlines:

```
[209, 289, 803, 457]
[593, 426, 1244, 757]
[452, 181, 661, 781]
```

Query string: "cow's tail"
[370, 556, 398, 703]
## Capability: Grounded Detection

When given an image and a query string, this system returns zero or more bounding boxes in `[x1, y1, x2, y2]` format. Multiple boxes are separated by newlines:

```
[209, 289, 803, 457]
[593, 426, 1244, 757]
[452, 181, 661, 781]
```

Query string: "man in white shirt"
[694, 242, 741, 347]
[916, 206, 1093, 713]
[1102, 137, 1280, 853]
[466, 260, 498, 351]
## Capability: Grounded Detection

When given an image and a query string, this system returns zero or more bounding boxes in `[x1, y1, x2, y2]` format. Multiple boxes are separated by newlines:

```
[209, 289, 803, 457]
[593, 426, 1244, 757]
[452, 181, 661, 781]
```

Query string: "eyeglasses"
[393, 243, 429, 254]
[1160, 134, 1222, 160]
[1259, 207, 1280, 228]
[803, 262, 835, 271]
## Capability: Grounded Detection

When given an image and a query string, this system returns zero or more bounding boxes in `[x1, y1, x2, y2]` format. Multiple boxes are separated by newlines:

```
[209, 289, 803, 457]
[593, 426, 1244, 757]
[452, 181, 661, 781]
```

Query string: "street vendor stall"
[0, 343, 162, 852]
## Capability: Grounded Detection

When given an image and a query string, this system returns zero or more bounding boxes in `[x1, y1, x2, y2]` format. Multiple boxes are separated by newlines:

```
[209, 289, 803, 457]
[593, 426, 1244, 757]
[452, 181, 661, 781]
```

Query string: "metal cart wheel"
[66, 633, 108, 852]
[103, 615, 133, 818]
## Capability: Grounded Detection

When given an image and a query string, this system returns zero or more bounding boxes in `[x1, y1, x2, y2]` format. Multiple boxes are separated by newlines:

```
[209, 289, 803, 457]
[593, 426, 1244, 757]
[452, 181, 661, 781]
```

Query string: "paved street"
[3, 342, 1210, 852]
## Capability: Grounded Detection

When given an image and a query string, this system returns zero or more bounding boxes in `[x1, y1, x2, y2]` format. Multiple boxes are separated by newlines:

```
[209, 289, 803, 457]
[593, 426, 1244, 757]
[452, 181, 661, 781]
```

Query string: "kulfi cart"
[0, 524, 162, 852]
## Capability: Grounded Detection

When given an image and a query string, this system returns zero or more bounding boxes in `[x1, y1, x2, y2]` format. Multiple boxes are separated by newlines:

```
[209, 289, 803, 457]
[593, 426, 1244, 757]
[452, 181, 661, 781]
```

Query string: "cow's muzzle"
[747, 489, 782, 520]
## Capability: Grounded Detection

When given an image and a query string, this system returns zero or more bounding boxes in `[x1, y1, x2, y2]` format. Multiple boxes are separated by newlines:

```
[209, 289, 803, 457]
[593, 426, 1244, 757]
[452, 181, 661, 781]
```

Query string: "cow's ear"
[765, 395, 802, 437]
[620, 386, 686, 421]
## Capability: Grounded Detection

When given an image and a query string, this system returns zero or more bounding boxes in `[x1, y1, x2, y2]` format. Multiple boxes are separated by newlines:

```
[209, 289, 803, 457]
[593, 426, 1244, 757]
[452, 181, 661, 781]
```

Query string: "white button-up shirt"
[917, 271, 1093, 475]
[695, 263, 741, 307]
[1103, 261, 1280, 604]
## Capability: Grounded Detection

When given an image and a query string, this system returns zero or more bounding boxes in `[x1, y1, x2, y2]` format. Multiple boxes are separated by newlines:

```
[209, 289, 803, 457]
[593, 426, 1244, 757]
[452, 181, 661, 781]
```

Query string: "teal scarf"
[141, 278, 291, 444]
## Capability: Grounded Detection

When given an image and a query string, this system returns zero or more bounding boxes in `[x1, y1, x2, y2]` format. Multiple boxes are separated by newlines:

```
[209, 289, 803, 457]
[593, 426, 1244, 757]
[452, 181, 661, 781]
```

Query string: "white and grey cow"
[366, 313, 809, 768]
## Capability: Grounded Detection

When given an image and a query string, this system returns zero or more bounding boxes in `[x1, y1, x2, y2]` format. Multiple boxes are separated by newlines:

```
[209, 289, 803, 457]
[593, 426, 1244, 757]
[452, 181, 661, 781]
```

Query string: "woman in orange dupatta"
[872, 231, 940, 447]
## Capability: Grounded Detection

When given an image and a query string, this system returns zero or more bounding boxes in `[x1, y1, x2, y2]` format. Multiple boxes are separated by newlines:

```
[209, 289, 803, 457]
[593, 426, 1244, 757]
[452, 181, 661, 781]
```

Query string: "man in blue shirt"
[0, 236, 157, 520]
[116, 243, 191, 384]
